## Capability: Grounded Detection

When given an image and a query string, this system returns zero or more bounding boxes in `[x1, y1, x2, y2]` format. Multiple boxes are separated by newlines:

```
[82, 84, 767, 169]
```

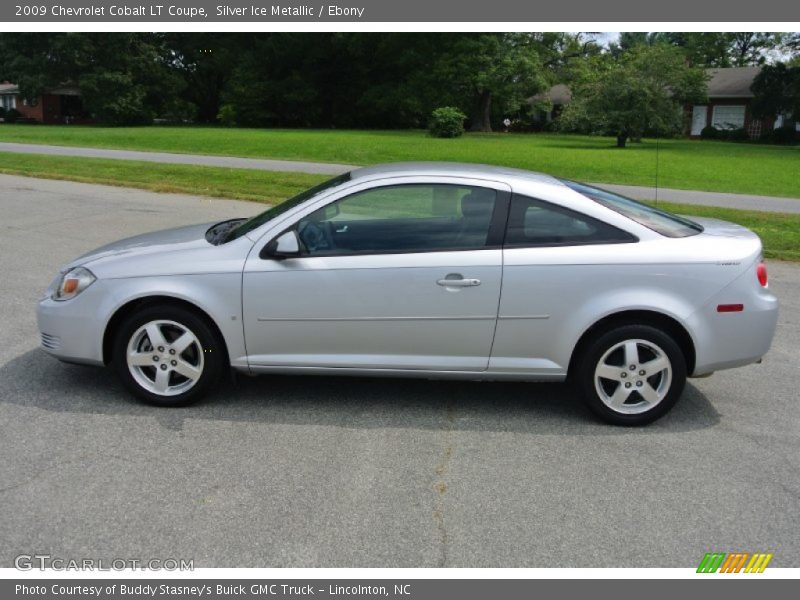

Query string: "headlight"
[52, 267, 96, 301]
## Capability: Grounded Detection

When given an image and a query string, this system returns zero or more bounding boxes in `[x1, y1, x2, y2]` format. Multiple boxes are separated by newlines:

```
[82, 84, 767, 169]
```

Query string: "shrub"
[217, 104, 237, 127]
[429, 107, 466, 138]
[768, 125, 798, 145]
[159, 99, 197, 124]
[727, 127, 750, 142]
[700, 125, 749, 142]
[700, 125, 719, 139]
[3, 108, 22, 123]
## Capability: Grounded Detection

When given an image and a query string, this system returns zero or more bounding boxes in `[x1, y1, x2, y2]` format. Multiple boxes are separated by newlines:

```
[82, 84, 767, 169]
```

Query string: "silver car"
[37, 163, 778, 424]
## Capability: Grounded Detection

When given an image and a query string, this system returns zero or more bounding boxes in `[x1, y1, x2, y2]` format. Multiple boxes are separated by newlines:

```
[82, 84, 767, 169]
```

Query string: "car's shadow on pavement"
[2, 349, 720, 435]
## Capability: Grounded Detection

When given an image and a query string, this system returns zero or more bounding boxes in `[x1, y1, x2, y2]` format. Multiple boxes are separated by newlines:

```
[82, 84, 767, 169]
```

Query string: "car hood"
[66, 222, 215, 270]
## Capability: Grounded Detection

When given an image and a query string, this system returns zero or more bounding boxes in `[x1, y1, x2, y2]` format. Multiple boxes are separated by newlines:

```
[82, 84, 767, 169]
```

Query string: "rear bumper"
[689, 286, 778, 376]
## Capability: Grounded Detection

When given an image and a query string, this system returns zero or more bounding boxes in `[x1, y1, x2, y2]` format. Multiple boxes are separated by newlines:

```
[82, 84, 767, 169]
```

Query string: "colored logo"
[697, 552, 773, 573]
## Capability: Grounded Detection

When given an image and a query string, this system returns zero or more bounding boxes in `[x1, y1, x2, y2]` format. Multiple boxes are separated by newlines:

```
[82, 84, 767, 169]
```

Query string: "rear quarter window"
[506, 195, 637, 247]
[562, 180, 703, 238]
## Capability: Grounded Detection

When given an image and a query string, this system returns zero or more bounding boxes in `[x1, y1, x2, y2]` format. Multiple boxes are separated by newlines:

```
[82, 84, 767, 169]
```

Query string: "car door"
[242, 178, 510, 372]
[490, 193, 638, 376]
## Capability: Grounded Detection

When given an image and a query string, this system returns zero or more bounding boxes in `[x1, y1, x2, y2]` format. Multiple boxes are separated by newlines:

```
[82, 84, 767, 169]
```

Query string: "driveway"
[1, 174, 798, 567]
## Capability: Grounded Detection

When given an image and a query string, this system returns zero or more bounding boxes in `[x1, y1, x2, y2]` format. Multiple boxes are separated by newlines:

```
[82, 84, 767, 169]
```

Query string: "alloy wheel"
[593, 338, 672, 415]
[126, 319, 205, 397]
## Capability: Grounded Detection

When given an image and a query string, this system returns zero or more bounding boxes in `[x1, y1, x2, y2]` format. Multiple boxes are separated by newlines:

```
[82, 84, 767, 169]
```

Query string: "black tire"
[112, 304, 225, 407]
[575, 324, 687, 426]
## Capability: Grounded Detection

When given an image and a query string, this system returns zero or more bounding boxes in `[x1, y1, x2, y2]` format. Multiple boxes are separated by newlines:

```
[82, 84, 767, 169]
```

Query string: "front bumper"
[36, 284, 108, 366]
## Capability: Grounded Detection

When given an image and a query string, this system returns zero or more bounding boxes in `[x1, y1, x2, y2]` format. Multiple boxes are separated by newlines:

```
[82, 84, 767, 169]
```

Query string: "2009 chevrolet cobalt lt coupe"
[37, 163, 778, 424]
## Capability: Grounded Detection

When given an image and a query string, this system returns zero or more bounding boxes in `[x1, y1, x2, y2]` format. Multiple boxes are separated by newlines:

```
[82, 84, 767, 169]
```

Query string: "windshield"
[224, 172, 352, 242]
[561, 180, 703, 238]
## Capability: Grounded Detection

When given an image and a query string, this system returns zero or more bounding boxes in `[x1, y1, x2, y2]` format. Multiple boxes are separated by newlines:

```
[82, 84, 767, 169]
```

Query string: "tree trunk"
[471, 90, 493, 132]
[616, 133, 628, 148]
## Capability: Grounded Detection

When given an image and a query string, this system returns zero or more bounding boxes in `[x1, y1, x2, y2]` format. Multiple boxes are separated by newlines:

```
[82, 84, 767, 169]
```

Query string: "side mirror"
[263, 230, 301, 260]
[322, 203, 340, 220]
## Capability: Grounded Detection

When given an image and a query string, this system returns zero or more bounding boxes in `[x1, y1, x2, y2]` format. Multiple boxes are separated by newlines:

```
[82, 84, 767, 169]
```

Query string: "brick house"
[532, 66, 794, 140]
[0, 82, 91, 124]
[687, 67, 774, 139]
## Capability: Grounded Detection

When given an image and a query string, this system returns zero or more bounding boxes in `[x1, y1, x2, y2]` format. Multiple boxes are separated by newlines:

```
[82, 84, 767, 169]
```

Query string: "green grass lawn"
[0, 152, 326, 204]
[0, 125, 798, 198]
[0, 151, 796, 262]
[647, 201, 800, 262]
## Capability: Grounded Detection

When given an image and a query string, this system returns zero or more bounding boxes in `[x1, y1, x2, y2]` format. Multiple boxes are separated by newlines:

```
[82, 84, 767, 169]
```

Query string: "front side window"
[295, 184, 498, 256]
[506, 195, 637, 247]
[224, 173, 351, 242]
[562, 180, 703, 238]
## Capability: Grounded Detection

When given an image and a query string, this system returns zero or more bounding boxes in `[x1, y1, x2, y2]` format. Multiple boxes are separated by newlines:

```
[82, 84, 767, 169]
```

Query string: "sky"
[591, 32, 620, 47]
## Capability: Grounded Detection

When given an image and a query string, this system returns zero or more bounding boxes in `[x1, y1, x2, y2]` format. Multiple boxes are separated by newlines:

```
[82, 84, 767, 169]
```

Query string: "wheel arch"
[103, 295, 230, 367]
[567, 309, 696, 378]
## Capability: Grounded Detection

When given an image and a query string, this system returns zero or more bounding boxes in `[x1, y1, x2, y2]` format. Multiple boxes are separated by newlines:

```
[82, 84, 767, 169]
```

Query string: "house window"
[1, 95, 16, 110]
[711, 105, 746, 130]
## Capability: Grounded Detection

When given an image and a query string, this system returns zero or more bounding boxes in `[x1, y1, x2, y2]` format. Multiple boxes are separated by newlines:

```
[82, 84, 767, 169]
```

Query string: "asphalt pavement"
[1, 141, 799, 213]
[1, 174, 798, 567]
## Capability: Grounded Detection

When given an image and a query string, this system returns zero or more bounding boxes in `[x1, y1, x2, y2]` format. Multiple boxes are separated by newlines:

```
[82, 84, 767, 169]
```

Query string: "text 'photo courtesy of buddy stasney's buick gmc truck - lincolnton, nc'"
[37, 163, 778, 425]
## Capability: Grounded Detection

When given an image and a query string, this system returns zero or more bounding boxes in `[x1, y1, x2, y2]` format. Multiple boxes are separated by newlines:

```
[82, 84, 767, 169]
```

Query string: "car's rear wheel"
[112, 305, 224, 406]
[576, 324, 687, 425]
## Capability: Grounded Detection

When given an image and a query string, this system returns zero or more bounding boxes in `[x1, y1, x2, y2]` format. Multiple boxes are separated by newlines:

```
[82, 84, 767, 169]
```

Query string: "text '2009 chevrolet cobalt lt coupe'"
[37, 163, 778, 424]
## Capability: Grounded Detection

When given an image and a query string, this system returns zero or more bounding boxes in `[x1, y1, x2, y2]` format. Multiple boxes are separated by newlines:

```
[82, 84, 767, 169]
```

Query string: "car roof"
[350, 162, 566, 188]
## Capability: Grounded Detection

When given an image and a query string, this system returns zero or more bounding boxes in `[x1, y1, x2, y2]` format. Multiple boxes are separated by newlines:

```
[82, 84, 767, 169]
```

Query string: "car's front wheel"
[576, 324, 687, 425]
[112, 305, 224, 406]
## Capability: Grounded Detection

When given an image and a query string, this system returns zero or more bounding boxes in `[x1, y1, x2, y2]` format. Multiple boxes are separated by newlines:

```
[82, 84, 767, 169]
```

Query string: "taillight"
[757, 262, 768, 287]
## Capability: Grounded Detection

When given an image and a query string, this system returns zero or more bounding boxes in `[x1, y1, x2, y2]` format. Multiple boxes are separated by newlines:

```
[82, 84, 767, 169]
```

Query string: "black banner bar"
[3, 0, 800, 22]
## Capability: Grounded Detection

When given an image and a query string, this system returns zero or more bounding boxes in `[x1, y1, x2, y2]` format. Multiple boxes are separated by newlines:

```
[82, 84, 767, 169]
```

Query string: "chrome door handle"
[437, 277, 481, 287]
[334, 225, 348, 233]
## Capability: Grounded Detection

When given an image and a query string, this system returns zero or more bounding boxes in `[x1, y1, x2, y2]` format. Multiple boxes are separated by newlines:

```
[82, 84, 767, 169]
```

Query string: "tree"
[608, 32, 654, 57]
[750, 63, 800, 128]
[785, 33, 800, 66]
[651, 32, 732, 67]
[0, 33, 180, 125]
[164, 33, 242, 123]
[559, 44, 707, 147]
[220, 33, 551, 132]
[728, 32, 785, 66]
[534, 32, 603, 77]
[615, 32, 786, 67]
[222, 33, 371, 127]
[431, 34, 547, 132]
[349, 34, 460, 128]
